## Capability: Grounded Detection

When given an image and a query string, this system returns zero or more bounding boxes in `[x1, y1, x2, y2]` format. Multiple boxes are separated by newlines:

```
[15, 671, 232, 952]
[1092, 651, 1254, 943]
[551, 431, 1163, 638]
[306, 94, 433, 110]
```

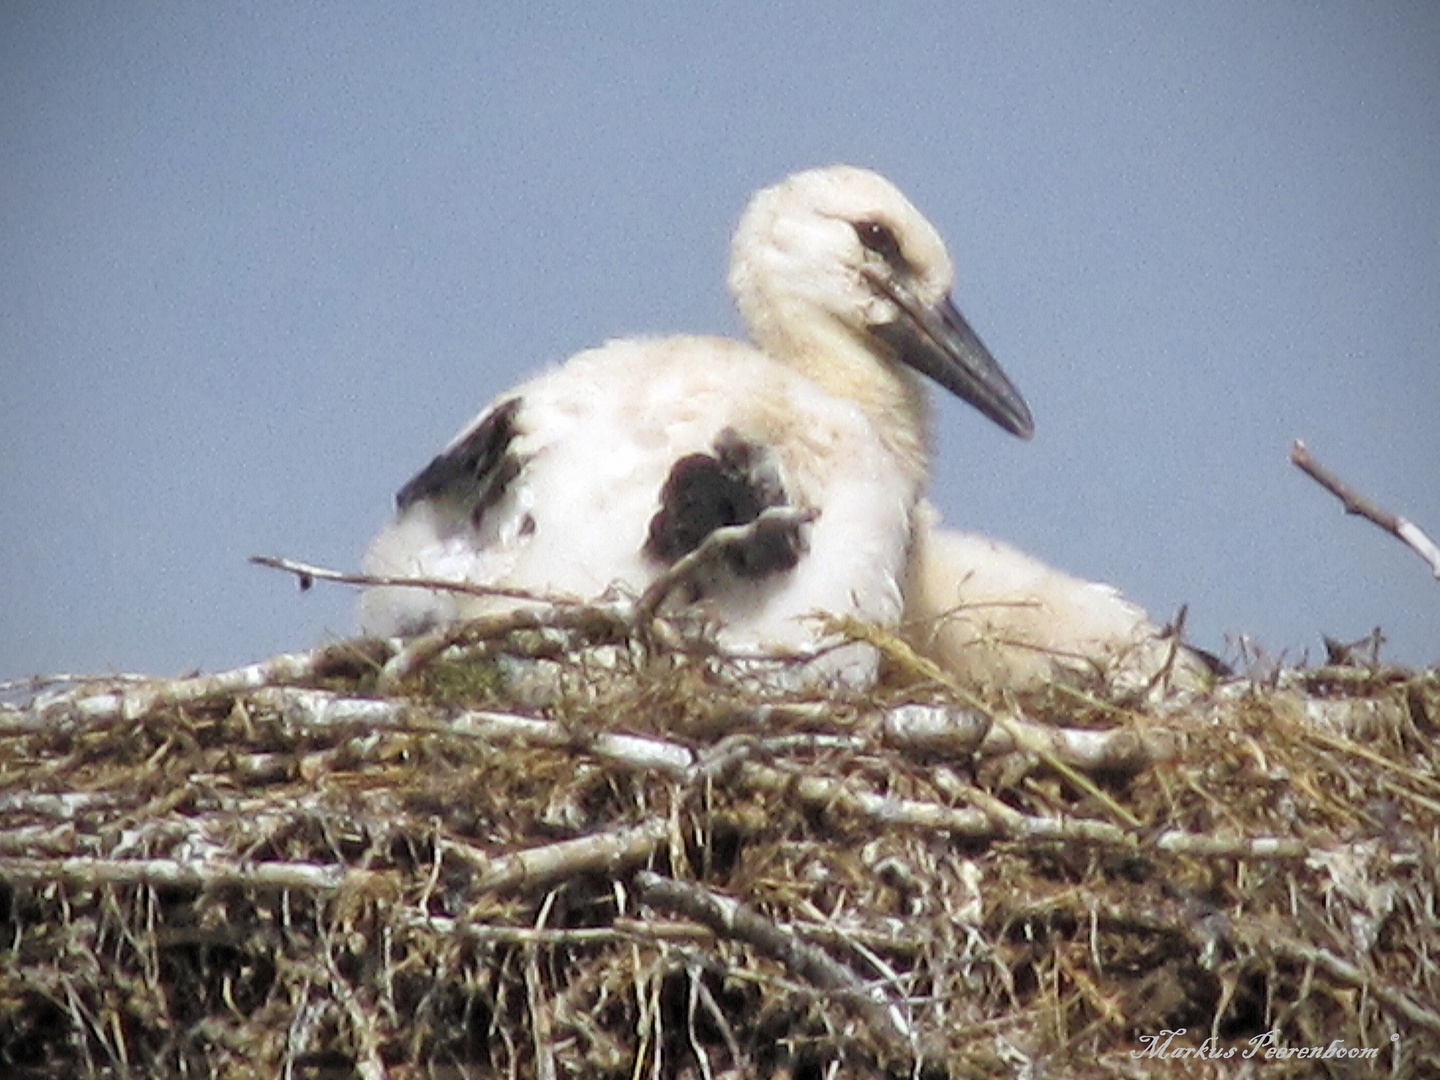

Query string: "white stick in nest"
[18, 641, 389, 731]
[1291, 439, 1440, 581]
[249, 554, 574, 606]
[0, 855, 366, 893]
[632, 870, 916, 1059]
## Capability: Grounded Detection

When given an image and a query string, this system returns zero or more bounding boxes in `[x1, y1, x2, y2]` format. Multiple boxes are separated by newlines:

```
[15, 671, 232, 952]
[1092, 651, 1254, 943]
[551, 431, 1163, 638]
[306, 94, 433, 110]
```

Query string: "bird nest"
[2, 611, 1438, 1079]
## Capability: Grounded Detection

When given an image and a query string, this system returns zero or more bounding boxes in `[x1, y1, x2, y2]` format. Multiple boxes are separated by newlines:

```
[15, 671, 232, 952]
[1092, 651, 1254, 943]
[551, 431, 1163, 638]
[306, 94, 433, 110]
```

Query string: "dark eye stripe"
[853, 220, 905, 268]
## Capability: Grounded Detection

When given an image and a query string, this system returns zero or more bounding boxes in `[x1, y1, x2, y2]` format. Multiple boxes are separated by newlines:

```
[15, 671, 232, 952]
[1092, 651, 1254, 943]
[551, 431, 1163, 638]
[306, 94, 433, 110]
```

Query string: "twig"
[244, 688, 699, 777]
[251, 685, 408, 729]
[465, 820, 668, 895]
[250, 554, 576, 605]
[448, 710, 696, 780]
[322, 949, 389, 1080]
[689, 732, 868, 786]
[882, 703, 1172, 774]
[525, 891, 559, 1080]
[1290, 440, 1440, 580]
[0, 792, 125, 819]
[0, 855, 377, 894]
[0, 826, 663, 903]
[0, 671, 150, 704]
[881, 703, 992, 756]
[264, 686, 1166, 800]
[978, 714, 1178, 774]
[836, 619, 1144, 825]
[398, 916, 715, 946]
[1242, 924, 1440, 1037]
[635, 506, 819, 623]
[733, 761, 1310, 859]
[17, 641, 390, 732]
[690, 965, 745, 1077]
[1145, 603, 1190, 696]
[374, 603, 635, 691]
[252, 554, 669, 688]
[632, 871, 915, 1060]
[0, 823, 86, 857]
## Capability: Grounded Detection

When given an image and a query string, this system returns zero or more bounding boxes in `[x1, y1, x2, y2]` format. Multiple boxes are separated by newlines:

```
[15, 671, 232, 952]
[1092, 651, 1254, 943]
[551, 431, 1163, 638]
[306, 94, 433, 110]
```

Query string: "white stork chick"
[359, 166, 1032, 684]
[903, 502, 1213, 695]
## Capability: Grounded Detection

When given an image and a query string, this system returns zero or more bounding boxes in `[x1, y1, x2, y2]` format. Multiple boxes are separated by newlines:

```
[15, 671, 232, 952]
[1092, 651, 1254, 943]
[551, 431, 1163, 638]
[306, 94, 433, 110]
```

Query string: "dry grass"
[2, 618, 1438, 1079]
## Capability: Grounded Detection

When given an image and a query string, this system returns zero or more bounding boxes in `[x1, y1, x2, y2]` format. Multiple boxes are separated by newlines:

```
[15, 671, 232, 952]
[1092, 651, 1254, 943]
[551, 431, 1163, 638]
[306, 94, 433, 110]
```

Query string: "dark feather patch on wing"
[396, 398, 524, 527]
[644, 432, 805, 581]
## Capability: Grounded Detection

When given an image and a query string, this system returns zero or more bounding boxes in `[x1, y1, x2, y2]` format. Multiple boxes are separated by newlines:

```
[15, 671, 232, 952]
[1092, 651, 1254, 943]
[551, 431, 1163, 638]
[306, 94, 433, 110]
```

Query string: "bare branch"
[250, 553, 574, 605]
[979, 713, 1179, 774]
[0, 855, 375, 894]
[466, 821, 667, 895]
[635, 506, 818, 622]
[0, 828, 663, 905]
[1249, 926, 1440, 1038]
[397, 916, 714, 946]
[1291, 439, 1440, 580]
[322, 950, 388, 1080]
[734, 761, 1310, 860]
[525, 892, 559, 1080]
[448, 709, 696, 779]
[836, 619, 1144, 826]
[373, 604, 633, 691]
[633, 871, 915, 1060]
[881, 703, 1172, 773]
[17, 640, 389, 732]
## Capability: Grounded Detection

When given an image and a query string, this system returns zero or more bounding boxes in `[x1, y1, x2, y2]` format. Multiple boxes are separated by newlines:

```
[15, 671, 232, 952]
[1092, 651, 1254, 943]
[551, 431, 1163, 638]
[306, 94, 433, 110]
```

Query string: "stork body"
[359, 166, 1032, 683]
[362, 336, 922, 674]
[904, 503, 1212, 694]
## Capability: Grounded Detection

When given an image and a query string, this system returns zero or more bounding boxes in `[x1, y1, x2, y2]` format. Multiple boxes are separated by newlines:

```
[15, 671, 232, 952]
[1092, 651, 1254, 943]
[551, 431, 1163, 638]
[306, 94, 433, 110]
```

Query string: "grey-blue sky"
[3, 2, 1437, 679]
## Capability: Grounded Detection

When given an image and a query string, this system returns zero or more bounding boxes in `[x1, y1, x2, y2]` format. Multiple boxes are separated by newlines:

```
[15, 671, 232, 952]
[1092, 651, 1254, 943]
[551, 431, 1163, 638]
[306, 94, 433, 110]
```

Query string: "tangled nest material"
[2, 607, 1438, 1079]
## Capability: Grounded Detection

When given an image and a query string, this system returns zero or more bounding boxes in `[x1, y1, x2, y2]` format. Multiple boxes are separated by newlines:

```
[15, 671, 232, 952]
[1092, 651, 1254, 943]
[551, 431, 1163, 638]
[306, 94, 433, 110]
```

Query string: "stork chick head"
[729, 165, 1033, 441]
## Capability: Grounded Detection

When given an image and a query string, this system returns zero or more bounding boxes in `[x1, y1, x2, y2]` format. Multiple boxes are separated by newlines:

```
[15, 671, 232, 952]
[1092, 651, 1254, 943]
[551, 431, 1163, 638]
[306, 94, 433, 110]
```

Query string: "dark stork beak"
[870, 285, 1034, 440]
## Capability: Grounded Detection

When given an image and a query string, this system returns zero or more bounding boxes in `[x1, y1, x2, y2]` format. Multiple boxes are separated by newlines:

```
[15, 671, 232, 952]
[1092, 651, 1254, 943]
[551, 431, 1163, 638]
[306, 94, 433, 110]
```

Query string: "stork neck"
[770, 321, 934, 487]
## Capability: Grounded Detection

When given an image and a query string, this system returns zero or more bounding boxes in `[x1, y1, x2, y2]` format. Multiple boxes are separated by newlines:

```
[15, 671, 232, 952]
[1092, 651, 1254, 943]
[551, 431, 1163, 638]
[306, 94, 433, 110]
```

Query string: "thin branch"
[448, 709, 697, 780]
[525, 891, 559, 1080]
[373, 604, 634, 691]
[376, 622, 485, 691]
[979, 713, 1178, 774]
[249, 553, 577, 605]
[398, 916, 715, 946]
[322, 948, 388, 1080]
[17, 640, 389, 732]
[881, 703, 992, 757]
[464, 820, 668, 895]
[0, 792, 125, 819]
[733, 760, 1310, 860]
[244, 688, 699, 777]
[251, 554, 672, 689]
[0, 855, 376, 894]
[836, 619, 1144, 826]
[1291, 439, 1440, 580]
[250, 685, 408, 729]
[632, 871, 915, 1060]
[0, 823, 90, 858]
[691, 966, 746, 1077]
[1247, 925, 1440, 1038]
[0, 826, 664, 903]
[635, 506, 818, 623]
[882, 703, 1170, 774]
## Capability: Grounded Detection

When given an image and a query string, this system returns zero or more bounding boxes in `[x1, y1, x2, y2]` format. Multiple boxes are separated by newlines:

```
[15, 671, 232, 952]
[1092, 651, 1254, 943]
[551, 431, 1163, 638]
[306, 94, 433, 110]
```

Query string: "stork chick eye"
[853, 220, 905, 269]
